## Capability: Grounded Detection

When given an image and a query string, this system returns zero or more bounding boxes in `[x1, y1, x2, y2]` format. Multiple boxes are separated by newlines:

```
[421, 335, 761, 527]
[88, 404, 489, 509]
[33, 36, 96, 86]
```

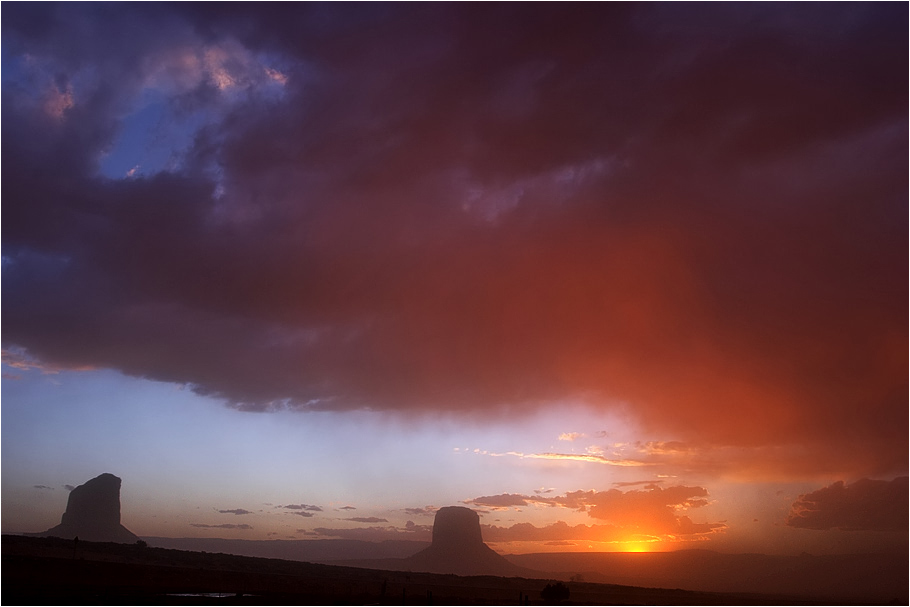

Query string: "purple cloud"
[1, 4, 905, 480]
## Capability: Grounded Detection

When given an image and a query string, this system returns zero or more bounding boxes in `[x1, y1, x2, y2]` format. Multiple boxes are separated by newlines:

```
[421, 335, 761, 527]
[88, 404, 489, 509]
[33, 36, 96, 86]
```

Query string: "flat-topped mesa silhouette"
[403, 506, 528, 577]
[432, 506, 484, 551]
[40, 473, 138, 543]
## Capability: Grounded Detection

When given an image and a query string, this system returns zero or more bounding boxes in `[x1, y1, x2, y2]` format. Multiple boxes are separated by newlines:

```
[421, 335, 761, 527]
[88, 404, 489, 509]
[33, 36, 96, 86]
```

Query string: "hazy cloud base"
[787, 477, 909, 531]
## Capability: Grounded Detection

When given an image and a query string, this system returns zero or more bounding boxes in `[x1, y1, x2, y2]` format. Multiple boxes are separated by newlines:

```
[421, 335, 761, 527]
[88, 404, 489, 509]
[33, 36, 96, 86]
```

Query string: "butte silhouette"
[39, 473, 139, 543]
[403, 506, 530, 576]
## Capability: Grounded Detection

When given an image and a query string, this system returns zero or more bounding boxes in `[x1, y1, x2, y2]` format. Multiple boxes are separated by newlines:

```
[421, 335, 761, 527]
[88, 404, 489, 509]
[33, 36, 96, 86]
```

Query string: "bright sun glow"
[619, 541, 656, 553]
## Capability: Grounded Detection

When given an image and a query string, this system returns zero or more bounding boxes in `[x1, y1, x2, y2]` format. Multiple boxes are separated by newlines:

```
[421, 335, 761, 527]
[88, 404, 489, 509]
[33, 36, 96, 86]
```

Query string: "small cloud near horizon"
[191, 523, 253, 530]
[465, 493, 531, 509]
[558, 432, 585, 442]
[345, 516, 388, 524]
[403, 506, 437, 516]
[612, 480, 665, 488]
[217, 508, 252, 515]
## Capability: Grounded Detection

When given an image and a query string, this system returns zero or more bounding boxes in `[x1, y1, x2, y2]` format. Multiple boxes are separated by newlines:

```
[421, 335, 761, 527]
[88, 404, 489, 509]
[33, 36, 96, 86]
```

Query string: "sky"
[1, 3, 907, 557]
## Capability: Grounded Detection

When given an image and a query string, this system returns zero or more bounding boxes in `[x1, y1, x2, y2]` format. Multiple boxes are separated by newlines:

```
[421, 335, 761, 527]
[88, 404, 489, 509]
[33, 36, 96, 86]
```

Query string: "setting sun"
[618, 541, 656, 553]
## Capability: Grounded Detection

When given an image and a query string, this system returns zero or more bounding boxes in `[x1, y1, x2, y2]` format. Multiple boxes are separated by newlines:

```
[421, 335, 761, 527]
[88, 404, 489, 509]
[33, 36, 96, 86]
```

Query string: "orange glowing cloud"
[468, 485, 725, 541]
[460, 448, 649, 467]
[479, 516, 723, 546]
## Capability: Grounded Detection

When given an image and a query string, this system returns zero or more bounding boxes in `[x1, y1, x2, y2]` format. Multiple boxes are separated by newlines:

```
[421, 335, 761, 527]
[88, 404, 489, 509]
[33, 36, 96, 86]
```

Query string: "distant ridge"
[144, 537, 429, 562]
[39, 473, 138, 544]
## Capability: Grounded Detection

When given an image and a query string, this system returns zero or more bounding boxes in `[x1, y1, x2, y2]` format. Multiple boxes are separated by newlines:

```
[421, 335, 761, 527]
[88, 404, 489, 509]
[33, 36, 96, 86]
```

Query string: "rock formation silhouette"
[40, 473, 138, 543]
[403, 506, 529, 576]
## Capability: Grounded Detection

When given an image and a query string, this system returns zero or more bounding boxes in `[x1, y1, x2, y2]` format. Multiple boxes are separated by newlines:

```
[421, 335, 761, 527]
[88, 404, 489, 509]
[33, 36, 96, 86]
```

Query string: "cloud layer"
[787, 477, 908, 531]
[468, 484, 725, 539]
[2, 4, 906, 478]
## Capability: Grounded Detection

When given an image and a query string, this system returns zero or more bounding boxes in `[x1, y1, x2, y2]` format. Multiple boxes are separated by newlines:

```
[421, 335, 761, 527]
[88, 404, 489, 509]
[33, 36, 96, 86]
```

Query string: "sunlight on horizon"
[619, 541, 655, 553]
[610, 537, 663, 553]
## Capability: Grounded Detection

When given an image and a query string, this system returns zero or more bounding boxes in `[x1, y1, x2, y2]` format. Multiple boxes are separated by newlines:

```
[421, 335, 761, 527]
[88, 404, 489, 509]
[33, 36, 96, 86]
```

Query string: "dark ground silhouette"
[3, 535, 851, 605]
[508, 549, 908, 604]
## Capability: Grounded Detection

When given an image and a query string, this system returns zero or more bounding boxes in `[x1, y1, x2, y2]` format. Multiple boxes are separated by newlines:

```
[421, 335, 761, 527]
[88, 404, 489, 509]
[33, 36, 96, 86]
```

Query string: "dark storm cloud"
[787, 477, 909, 531]
[2, 4, 906, 478]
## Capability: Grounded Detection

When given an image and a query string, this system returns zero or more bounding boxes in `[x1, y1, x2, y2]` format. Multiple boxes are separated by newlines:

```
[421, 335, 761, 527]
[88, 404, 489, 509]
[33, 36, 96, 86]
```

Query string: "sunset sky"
[2, 4, 906, 557]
